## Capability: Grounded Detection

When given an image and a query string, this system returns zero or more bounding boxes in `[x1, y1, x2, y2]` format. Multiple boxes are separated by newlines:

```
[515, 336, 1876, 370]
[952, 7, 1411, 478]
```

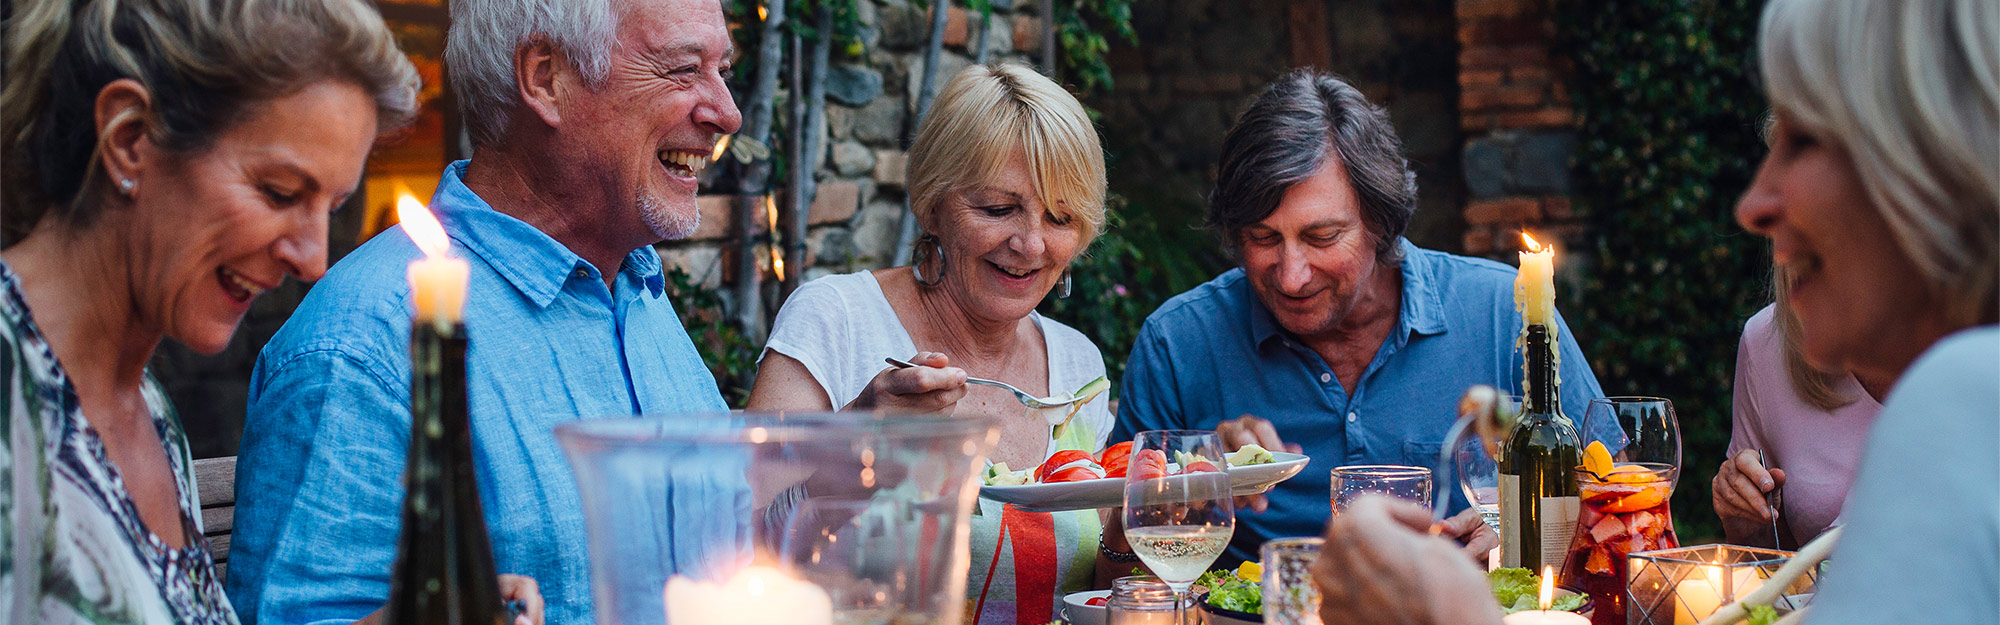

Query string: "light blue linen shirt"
[227, 161, 728, 625]
[1113, 239, 1606, 564]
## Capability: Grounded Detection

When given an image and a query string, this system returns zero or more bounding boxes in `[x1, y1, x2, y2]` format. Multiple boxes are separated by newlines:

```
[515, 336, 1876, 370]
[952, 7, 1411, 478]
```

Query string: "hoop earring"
[911, 234, 946, 287]
[1057, 268, 1072, 299]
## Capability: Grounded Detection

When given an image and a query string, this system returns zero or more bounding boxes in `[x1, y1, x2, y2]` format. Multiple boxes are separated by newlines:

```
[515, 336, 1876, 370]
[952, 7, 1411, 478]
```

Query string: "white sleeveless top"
[762, 270, 1112, 623]
[762, 270, 1114, 457]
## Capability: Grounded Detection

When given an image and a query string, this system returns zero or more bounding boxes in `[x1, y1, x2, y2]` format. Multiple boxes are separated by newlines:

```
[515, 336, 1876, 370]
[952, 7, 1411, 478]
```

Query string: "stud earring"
[118, 179, 135, 196]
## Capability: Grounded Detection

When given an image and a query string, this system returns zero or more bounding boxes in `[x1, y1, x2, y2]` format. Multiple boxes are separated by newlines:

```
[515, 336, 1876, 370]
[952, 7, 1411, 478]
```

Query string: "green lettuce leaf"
[1746, 604, 1780, 625]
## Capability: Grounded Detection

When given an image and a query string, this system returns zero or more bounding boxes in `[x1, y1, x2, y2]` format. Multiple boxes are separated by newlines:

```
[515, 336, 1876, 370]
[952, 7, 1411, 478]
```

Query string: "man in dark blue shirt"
[1108, 70, 1604, 566]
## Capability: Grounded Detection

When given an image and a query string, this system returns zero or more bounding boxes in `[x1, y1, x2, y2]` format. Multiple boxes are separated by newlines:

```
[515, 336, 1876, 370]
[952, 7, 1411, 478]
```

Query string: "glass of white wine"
[1123, 430, 1236, 625]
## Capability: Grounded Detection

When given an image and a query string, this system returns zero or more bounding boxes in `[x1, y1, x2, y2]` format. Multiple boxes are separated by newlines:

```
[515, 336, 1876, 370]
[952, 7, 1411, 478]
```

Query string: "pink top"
[1727, 305, 1882, 545]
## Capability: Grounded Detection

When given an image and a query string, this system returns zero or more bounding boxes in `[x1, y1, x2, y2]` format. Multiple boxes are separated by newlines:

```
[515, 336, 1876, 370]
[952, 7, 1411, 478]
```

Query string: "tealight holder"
[1625, 544, 1818, 625]
[557, 412, 999, 625]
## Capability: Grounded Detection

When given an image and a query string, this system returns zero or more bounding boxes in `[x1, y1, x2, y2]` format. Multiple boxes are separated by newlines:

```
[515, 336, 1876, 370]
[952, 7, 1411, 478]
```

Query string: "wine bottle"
[386, 321, 508, 625]
[1497, 323, 1581, 571]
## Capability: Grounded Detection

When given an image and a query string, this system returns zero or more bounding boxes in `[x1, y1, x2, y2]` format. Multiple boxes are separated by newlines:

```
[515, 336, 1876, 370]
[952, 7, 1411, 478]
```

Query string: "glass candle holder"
[1625, 544, 1819, 625]
[557, 412, 999, 625]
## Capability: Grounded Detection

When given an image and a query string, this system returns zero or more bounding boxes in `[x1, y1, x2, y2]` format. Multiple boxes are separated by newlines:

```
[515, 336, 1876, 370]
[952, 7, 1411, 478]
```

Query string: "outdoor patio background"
[151, 0, 1770, 540]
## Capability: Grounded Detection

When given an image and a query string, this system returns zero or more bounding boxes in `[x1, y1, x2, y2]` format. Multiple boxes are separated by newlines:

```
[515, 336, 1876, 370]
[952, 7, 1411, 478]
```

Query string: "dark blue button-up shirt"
[1113, 240, 1604, 564]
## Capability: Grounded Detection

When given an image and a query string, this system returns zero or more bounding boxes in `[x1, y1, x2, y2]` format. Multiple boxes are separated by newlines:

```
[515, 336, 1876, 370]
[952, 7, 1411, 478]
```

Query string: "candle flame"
[757, 3, 767, 20]
[1521, 232, 1544, 253]
[397, 193, 451, 259]
[711, 134, 733, 161]
[1539, 565, 1555, 610]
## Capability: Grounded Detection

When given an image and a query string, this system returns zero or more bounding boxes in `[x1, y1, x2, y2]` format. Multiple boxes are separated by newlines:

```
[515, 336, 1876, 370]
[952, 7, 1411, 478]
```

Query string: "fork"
[1757, 449, 1785, 549]
[883, 357, 1083, 414]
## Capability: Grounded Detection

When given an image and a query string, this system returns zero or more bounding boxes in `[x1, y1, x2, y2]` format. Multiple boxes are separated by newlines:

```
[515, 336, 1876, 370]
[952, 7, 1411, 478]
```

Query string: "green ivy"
[1557, 0, 1772, 542]
[1039, 193, 1228, 387]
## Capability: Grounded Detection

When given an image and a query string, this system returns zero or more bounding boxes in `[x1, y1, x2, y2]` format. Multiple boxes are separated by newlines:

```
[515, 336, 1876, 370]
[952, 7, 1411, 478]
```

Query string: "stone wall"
[657, 0, 1044, 296]
[1455, 0, 1581, 259]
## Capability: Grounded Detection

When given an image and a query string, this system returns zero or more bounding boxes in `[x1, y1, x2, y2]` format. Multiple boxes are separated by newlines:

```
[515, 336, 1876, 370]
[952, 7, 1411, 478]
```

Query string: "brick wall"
[1084, 0, 1466, 254]
[1456, 0, 1581, 258]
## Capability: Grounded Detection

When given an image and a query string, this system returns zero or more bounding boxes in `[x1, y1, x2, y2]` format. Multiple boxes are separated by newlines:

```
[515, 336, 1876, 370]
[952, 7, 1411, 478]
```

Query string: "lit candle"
[1514, 233, 1556, 328]
[1501, 566, 1590, 625]
[1673, 565, 1727, 625]
[664, 565, 834, 625]
[398, 194, 469, 327]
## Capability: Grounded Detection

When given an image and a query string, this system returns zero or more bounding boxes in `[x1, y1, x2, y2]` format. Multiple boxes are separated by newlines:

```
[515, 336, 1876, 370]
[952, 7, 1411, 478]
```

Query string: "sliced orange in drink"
[1598, 483, 1670, 513]
[1605, 464, 1657, 484]
[1583, 441, 1615, 478]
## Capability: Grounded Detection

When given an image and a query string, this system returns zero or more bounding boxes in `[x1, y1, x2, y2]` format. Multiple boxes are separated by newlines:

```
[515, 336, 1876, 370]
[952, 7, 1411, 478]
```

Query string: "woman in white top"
[748, 63, 1113, 624]
[1300, 0, 1997, 623]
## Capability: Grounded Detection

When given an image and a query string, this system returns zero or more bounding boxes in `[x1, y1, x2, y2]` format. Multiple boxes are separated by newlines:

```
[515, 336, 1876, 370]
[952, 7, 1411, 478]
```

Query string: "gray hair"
[446, 0, 620, 147]
[1760, 0, 1999, 326]
[1207, 69, 1417, 264]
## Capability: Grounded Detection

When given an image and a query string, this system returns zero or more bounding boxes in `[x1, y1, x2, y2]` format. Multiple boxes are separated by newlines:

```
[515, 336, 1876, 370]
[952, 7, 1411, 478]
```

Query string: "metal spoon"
[883, 357, 1084, 413]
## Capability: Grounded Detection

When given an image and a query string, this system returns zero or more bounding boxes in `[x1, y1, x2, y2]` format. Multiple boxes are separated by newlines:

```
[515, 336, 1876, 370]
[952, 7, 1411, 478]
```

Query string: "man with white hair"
[226, 0, 741, 622]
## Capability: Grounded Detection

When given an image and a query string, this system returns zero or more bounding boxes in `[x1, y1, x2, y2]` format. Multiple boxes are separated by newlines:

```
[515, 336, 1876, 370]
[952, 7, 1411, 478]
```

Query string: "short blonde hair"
[907, 63, 1107, 246]
[1759, 0, 1999, 326]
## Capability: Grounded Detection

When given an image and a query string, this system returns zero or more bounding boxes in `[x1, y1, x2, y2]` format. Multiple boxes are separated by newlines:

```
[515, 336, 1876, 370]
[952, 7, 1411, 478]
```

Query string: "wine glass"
[1123, 430, 1235, 625]
[1429, 387, 1518, 529]
[1583, 396, 1681, 474]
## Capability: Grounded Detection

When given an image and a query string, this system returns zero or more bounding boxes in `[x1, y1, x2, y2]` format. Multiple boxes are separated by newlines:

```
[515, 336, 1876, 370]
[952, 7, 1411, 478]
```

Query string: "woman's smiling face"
[1735, 112, 1937, 377]
[132, 80, 377, 354]
[928, 149, 1084, 325]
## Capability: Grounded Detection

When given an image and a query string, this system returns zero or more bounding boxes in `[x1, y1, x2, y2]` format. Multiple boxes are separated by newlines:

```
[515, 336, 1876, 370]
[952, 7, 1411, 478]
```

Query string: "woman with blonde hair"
[1301, 0, 1996, 622]
[1713, 265, 1888, 549]
[0, 0, 541, 622]
[748, 62, 1112, 623]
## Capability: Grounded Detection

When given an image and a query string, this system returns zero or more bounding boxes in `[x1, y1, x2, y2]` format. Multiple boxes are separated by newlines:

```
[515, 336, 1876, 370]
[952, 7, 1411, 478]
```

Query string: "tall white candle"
[398, 194, 468, 325]
[664, 566, 833, 625]
[1514, 232, 1557, 328]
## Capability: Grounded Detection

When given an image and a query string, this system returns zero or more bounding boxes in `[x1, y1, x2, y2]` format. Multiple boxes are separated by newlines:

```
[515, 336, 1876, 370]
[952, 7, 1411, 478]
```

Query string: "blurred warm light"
[397, 192, 451, 258]
[757, 4, 767, 20]
[712, 134, 732, 161]
[765, 195, 785, 280]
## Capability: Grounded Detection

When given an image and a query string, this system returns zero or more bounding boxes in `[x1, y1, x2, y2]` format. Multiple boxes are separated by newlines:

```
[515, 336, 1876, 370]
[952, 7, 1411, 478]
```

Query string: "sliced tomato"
[1086, 597, 1109, 606]
[1045, 466, 1105, 483]
[1097, 442, 1134, 478]
[1035, 449, 1097, 482]
[1180, 461, 1218, 474]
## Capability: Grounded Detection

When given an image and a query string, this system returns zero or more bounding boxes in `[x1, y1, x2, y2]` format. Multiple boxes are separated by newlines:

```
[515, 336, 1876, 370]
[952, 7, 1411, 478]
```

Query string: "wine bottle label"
[1498, 474, 1522, 568]
[1538, 495, 1579, 570]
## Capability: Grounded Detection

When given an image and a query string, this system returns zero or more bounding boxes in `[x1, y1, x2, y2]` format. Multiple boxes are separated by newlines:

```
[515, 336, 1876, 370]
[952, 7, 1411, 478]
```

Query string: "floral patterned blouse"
[0, 261, 236, 624]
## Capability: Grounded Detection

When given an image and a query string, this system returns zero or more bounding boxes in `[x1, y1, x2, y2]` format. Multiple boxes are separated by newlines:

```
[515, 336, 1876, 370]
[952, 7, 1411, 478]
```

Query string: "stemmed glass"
[1430, 388, 1518, 529]
[1564, 397, 1682, 624]
[1123, 430, 1236, 625]
[1585, 396, 1681, 475]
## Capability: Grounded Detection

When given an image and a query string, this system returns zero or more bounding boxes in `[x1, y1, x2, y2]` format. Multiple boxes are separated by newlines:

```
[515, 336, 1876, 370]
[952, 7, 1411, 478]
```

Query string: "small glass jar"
[1106, 575, 1185, 625]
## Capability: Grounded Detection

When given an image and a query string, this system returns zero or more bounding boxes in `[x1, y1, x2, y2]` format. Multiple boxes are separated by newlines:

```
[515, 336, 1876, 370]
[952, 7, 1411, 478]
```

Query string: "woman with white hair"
[1302, 0, 1996, 622]
[748, 63, 1113, 624]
